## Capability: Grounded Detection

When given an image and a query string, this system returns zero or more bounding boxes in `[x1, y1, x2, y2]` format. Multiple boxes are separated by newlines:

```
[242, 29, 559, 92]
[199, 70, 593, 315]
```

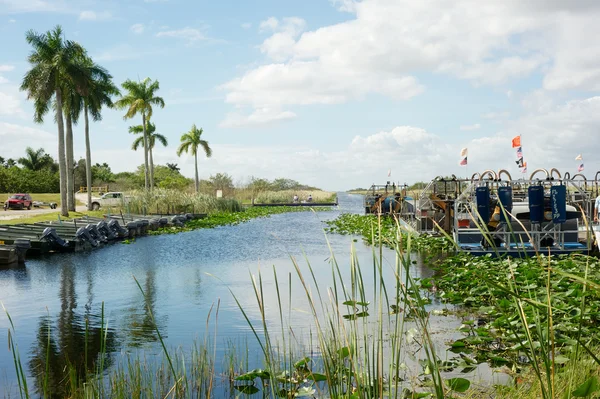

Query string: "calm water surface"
[0, 193, 505, 396]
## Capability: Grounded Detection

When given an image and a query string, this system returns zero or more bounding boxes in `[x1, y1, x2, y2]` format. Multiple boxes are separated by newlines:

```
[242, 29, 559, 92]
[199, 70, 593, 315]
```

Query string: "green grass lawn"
[0, 193, 85, 206]
[0, 210, 105, 225]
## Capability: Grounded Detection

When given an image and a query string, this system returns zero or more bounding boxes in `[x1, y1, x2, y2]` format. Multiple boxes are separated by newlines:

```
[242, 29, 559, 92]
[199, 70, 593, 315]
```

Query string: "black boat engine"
[41, 227, 69, 248]
[76, 227, 98, 247]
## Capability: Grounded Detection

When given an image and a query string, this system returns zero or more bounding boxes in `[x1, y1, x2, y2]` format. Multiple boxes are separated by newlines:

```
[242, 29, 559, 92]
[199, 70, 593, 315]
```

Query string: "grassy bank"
[0, 210, 105, 225]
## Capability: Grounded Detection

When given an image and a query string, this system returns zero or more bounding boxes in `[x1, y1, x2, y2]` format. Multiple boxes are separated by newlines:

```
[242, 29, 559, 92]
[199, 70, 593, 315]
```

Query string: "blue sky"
[1, 0, 600, 190]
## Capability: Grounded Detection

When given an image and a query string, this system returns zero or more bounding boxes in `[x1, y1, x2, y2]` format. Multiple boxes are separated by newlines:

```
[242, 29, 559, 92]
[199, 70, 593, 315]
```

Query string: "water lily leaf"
[234, 385, 260, 394]
[307, 372, 327, 382]
[295, 386, 317, 397]
[235, 369, 262, 381]
[342, 300, 370, 307]
[402, 388, 432, 398]
[294, 357, 311, 369]
[446, 377, 471, 392]
[572, 376, 599, 397]
[338, 346, 351, 358]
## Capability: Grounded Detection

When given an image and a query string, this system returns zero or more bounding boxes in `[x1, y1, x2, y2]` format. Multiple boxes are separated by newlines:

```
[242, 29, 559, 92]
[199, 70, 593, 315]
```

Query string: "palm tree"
[81, 59, 119, 210]
[21, 25, 87, 216]
[18, 147, 53, 171]
[62, 82, 83, 211]
[176, 125, 212, 193]
[129, 121, 168, 187]
[114, 78, 165, 190]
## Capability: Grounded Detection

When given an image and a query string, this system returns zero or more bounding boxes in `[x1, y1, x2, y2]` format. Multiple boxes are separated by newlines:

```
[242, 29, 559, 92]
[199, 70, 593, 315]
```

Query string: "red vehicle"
[4, 194, 33, 210]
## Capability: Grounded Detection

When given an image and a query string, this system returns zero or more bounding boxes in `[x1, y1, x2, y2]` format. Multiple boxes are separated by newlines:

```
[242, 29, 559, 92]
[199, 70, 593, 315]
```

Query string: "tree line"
[20, 25, 213, 217]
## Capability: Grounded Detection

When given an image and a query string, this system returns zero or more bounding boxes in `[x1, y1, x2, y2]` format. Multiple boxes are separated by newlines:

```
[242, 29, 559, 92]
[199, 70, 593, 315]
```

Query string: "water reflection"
[123, 269, 168, 347]
[28, 261, 118, 397]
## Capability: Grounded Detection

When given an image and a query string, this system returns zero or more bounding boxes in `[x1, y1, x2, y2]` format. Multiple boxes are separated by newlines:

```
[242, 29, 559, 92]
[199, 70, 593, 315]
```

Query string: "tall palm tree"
[62, 83, 83, 211]
[81, 59, 119, 210]
[114, 78, 165, 190]
[21, 25, 87, 217]
[18, 147, 53, 171]
[176, 125, 212, 193]
[129, 121, 168, 187]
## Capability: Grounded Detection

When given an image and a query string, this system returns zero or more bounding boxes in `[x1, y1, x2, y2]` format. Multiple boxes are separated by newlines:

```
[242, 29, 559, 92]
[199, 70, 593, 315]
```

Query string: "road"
[0, 205, 88, 221]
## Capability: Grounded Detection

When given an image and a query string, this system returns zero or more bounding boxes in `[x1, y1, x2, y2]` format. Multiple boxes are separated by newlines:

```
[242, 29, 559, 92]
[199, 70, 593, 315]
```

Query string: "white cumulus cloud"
[156, 27, 206, 44]
[130, 23, 144, 34]
[460, 124, 481, 131]
[79, 10, 112, 21]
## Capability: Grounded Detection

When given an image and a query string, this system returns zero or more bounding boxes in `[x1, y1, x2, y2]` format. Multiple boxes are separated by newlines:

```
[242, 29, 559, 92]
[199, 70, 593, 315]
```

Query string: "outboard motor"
[97, 220, 116, 240]
[86, 224, 107, 243]
[185, 213, 193, 220]
[107, 219, 128, 237]
[170, 215, 184, 227]
[158, 217, 169, 227]
[41, 227, 69, 248]
[148, 219, 160, 230]
[137, 219, 150, 235]
[126, 221, 139, 238]
[13, 238, 31, 263]
[76, 227, 98, 247]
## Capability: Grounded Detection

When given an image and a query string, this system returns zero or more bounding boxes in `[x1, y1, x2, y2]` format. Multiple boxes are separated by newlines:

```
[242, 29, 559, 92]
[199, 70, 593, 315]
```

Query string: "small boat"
[0, 239, 31, 265]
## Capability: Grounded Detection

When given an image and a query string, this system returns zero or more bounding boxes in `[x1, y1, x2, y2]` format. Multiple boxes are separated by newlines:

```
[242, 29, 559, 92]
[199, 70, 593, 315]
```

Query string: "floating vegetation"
[324, 213, 454, 252]
[149, 206, 334, 235]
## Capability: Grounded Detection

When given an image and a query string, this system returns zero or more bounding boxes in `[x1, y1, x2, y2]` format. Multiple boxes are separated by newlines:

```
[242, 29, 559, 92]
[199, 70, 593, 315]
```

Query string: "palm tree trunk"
[65, 111, 75, 212]
[142, 113, 149, 190]
[194, 152, 199, 193]
[149, 147, 155, 189]
[84, 105, 92, 211]
[55, 89, 69, 217]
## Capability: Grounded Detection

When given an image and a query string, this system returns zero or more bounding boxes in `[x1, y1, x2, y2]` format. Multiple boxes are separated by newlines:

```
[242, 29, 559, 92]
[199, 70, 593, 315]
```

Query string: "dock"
[0, 212, 204, 265]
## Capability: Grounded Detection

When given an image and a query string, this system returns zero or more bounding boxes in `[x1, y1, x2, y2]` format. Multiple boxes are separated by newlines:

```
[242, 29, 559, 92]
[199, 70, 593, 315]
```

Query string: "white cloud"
[222, 0, 600, 124]
[241, 22, 252, 29]
[79, 10, 112, 21]
[0, 90, 24, 117]
[0, 65, 15, 72]
[460, 123, 481, 131]
[0, 123, 55, 160]
[0, 0, 69, 13]
[156, 27, 205, 44]
[130, 23, 144, 34]
[219, 108, 297, 128]
[259, 17, 279, 32]
[8, 18, 16, 23]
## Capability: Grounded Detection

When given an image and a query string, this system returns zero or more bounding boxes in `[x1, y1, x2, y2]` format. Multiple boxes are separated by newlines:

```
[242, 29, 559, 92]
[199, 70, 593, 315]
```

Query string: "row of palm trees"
[21, 25, 213, 217]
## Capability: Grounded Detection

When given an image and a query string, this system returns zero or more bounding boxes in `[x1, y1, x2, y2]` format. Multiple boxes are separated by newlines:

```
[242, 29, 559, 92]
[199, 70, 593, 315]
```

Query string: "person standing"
[594, 193, 600, 222]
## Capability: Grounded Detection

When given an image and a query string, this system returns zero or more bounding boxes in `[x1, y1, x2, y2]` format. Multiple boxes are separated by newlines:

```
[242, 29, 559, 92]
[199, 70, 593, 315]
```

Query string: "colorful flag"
[460, 147, 468, 157]
[516, 147, 523, 159]
[515, 158, 524, 167]
[512, 135, 521, 148]
[575, 154, 583, 161]
[522, 167, 527, 174]
[578, 163, 584, 172]
[387, 169, 391, 177]
[459, 157, 467, 166]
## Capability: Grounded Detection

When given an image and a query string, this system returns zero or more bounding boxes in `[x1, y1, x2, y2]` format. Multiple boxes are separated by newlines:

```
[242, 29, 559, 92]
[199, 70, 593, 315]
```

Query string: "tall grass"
[119, 188, 242, 215]
[253, 190, 336, 204]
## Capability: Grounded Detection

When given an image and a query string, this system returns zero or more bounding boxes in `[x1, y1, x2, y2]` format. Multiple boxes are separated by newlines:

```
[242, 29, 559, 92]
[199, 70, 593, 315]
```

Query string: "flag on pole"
[512, 135, 521, 148]
[522, 166, 527, 174]
[516, 147, 523, 159]
[459, 157, 467, 166]
[578, 163, 584, 172]
[516, 158, 524, 167]
[387, 169, 391, 177]
[460, 147, 468, 157]
[575, 154, 583, 161]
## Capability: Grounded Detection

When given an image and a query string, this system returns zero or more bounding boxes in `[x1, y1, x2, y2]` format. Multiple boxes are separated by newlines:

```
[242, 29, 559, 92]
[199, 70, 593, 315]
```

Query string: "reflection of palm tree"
[29, 262, 118, 397]
[124, 269, 168, 347]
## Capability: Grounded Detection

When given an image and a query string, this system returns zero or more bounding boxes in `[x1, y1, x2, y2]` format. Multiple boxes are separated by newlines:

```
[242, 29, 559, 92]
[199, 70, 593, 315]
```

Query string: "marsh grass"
[253, 190, 336, 204]
[120, 189, 243, 216]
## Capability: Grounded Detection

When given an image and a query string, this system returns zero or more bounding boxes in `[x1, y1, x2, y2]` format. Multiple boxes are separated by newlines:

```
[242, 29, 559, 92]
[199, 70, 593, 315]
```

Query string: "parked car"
[4, 194, 33, 210]
[87, 192, 130, 210]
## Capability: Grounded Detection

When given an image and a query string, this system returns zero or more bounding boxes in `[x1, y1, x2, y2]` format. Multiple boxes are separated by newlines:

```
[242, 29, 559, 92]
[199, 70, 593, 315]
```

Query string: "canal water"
[0, 193, 505, 396]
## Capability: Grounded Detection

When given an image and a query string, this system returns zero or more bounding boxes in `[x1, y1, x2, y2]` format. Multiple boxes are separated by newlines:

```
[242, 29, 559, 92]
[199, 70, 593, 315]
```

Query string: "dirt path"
[0, 205, 88, 221]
